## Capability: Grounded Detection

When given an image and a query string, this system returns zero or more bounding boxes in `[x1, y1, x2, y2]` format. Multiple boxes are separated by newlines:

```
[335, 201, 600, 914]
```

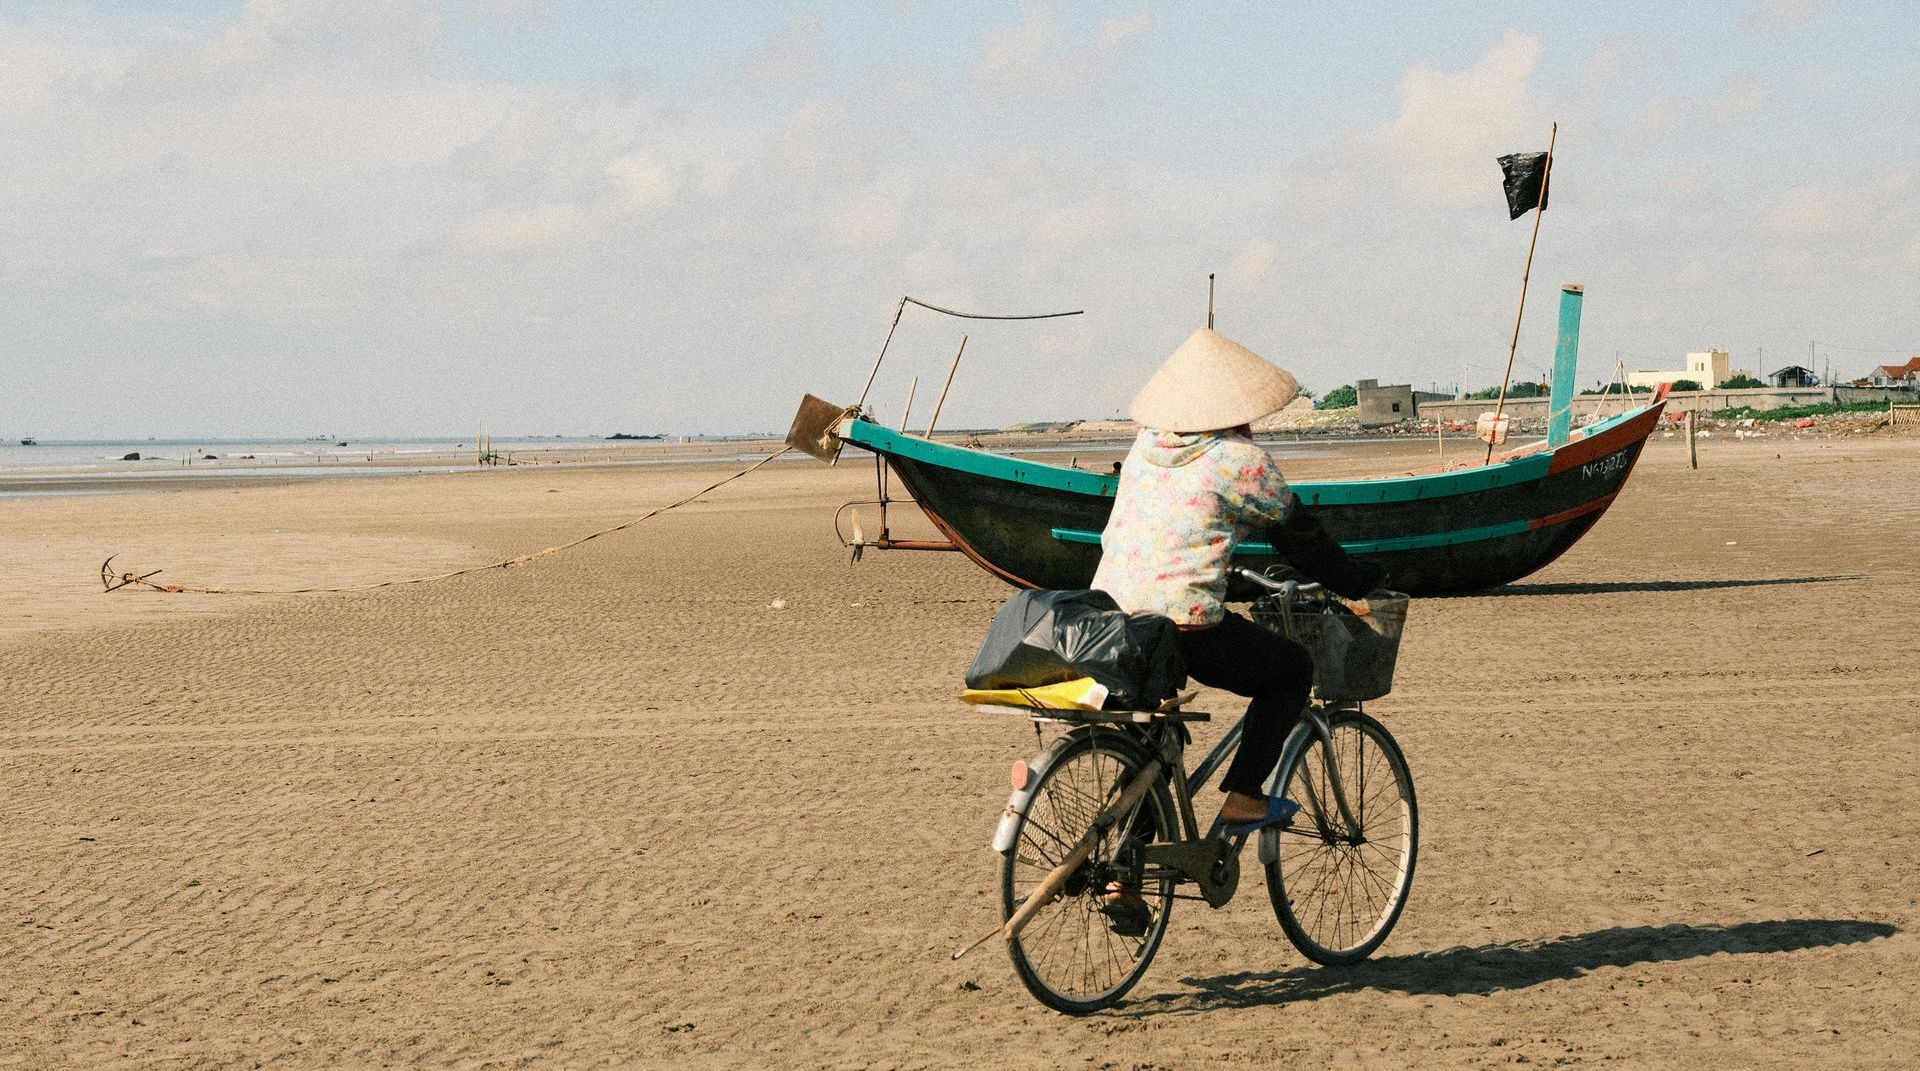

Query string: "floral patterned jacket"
[1090, 427, 1294, 627]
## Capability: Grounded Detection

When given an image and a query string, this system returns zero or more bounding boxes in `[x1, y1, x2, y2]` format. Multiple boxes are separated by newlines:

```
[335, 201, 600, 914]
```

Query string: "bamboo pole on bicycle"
[999, 757, 1164, 942]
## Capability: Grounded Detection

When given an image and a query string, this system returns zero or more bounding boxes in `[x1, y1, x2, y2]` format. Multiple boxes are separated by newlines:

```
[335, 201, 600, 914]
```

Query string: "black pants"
[1175, 612, 1314, 798]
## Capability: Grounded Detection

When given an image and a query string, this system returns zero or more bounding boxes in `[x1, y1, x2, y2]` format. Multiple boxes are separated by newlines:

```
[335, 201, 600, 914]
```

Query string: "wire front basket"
[1251, 590, 1410, 702]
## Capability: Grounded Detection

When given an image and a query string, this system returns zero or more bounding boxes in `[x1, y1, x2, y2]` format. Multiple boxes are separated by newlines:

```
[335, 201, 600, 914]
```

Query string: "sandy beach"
[3, 431, 1916, 1069]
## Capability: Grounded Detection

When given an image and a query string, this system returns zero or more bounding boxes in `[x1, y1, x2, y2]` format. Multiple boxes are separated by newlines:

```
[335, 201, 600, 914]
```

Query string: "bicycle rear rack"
[969, 705, 1212, 725]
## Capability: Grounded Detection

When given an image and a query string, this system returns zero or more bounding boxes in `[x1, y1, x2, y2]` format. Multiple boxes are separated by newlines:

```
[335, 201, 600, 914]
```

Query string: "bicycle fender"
[992, 752, 1052, 853]
[992, 727, 1134, 854]
[992, 738, 1070, 854]
[1256, 828, 1281, 865]
[992, 787, 1032, 853]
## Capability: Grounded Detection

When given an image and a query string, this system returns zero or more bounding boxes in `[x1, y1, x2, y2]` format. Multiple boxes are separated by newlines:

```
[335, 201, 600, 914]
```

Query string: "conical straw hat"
[1128, 328, 1301, 432]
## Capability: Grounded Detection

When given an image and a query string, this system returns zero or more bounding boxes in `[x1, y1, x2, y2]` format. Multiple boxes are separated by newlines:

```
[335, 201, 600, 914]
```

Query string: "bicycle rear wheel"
[1001, 728, 1176, 1014]
[1263, 709, 1417, 965]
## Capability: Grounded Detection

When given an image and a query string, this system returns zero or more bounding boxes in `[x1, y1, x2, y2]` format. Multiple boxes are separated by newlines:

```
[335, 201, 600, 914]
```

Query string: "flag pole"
[1485, 121, 1557, 464]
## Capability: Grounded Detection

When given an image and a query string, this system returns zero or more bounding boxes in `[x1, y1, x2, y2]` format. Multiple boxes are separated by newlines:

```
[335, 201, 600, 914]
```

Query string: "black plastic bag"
[965, 589, 1187, 710]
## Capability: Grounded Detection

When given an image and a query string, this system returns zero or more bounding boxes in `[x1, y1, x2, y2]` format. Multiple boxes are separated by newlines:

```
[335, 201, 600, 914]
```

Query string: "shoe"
[1098, 882, 1152, 937]
[1219, 796, 1300, 838]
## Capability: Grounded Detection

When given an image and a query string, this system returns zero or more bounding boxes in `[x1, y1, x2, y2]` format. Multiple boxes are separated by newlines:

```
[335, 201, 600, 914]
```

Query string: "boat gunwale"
[839, 401, 1662, 507]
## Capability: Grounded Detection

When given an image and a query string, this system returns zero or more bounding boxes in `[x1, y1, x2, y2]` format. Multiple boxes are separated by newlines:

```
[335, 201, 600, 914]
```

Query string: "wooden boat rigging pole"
[1488, 121, 1558, 464]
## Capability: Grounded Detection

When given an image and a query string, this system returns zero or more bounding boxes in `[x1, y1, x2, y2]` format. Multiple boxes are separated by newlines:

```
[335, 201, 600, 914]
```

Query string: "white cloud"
[744, 11, 828, 90]
[1767, 173, 1914, 239]
[451, 202, 593, 253]
[1707, 75, 1765, 120]
[1767, 186, 1836, 235]
[1229, 238, 1282, 289]
[1744, 0, 1828, 31]
[1328, 32, 1554, 212]
[975, 4, 1145, 97]
[1621, 101, 1678, 145]
[605, 152, 680, 210]
[459, 0, 550, 18]
[1758, 173, 1918, 305]
[115, 253, 377, 324]
[0, 23, 124, 111]
[1, 6, 1914, 438]
[1099, 10, 1152, 48]
[1673, 260, 1712, 290]
[771, 100, 859, 180]
[192, 0, 443, 82]
[1653, 172, 1706, 206]
[1576, 38, 1646, 90]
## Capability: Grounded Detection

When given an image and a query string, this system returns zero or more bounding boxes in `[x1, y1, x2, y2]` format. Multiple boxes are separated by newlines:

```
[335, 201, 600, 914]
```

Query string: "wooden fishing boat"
[793, 393, 1666, 596]
[789, 279, 1664, 596]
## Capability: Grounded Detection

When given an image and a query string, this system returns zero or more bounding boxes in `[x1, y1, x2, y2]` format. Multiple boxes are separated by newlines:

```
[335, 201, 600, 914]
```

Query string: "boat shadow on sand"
[1449, 574, 1866, 598]
[1123, 919, 1896, 1015]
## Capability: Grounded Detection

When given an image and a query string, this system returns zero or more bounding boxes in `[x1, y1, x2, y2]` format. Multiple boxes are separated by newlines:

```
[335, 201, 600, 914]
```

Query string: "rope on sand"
[100, 447, 793, 596]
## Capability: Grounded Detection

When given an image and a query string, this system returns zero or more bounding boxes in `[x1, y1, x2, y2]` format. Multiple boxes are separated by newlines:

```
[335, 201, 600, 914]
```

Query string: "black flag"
[1498, 151, 1551, 219]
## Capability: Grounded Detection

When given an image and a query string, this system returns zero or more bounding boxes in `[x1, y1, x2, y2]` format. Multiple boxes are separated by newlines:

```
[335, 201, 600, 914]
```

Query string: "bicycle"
[961, 568, 1418, 1013]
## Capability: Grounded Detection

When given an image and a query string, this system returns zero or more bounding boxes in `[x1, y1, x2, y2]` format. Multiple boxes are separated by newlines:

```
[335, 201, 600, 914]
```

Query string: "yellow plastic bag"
[959, 676, 1109, 712]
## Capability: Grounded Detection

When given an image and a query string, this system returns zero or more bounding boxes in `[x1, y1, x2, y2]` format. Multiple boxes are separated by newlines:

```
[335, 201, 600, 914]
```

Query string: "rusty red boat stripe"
[1528, 493, 1618, 532]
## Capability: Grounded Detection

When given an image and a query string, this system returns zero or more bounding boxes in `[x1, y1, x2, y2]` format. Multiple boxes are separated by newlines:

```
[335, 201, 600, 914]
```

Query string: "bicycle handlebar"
[1230, 567, 1321, 596]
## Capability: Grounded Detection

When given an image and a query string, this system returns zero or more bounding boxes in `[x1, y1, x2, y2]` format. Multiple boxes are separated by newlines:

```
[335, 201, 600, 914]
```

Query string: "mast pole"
[925, 335, 968, 438]
[856, 297, 909, 412]
[898, 375, 919, 433]
[1485, 121, 1557, 464]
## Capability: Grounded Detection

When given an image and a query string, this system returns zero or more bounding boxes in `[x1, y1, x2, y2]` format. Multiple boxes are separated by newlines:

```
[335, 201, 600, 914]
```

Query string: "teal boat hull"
[840, 401, 1665, 596]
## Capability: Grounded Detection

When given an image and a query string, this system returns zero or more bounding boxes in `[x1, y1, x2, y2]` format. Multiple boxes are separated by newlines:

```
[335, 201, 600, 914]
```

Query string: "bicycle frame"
[978, 566, 1415, 1005]
[993, 698, 1364, 942]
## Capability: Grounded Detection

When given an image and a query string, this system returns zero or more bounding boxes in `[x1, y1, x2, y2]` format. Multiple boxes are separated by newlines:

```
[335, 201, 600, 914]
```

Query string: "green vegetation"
[1714, 400, 1889, 423]
[1580, 383, 1653, 395]
[1671, 379, 1704, 392]
[1718, 374, 1767, 389]
[1318, 384, 1356, 409]
[1466, 381, 1548, 400]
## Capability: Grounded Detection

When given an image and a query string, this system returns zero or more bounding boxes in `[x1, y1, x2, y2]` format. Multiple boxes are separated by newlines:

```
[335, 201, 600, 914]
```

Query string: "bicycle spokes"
[1001, 732, 1177, 1013]
[1264, 712, 1418, 964]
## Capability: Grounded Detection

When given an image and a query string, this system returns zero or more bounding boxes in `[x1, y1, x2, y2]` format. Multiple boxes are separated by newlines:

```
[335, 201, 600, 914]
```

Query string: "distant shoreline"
[0, 429, 1447, 500]
[0, 437, 794, 498]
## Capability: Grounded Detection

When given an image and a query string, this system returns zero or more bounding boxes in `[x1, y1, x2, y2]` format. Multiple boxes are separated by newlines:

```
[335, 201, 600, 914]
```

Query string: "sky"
[2, 0, 1916, 438]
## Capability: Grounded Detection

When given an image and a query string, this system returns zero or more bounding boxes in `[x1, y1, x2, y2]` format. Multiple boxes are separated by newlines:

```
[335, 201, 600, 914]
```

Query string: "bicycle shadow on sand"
[1125, 919, 1896, 1015]
[1447, 575, 1865, 598]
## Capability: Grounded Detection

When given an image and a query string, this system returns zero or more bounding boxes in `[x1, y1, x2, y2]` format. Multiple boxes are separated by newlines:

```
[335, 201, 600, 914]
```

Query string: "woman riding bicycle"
[1091, 327, 1385, 841]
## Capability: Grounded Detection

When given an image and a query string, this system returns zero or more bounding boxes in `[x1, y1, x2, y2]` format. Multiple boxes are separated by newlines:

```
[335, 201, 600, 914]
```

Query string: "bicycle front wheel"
[1263, 709, 1417, 965]
[1001, 727, 1176, 1014]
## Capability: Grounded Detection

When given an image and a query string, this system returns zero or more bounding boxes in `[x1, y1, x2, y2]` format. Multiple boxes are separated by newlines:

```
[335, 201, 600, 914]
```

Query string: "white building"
[1628, 349, 1749, 389]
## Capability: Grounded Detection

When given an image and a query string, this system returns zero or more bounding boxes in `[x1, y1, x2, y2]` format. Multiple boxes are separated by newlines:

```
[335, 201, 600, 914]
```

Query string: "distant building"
[1628, 349, 1744, 389]
[1866, 357, 1920, 387]
[1768, 365, 1819, 388]
[1355, 379, 1416, 428]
